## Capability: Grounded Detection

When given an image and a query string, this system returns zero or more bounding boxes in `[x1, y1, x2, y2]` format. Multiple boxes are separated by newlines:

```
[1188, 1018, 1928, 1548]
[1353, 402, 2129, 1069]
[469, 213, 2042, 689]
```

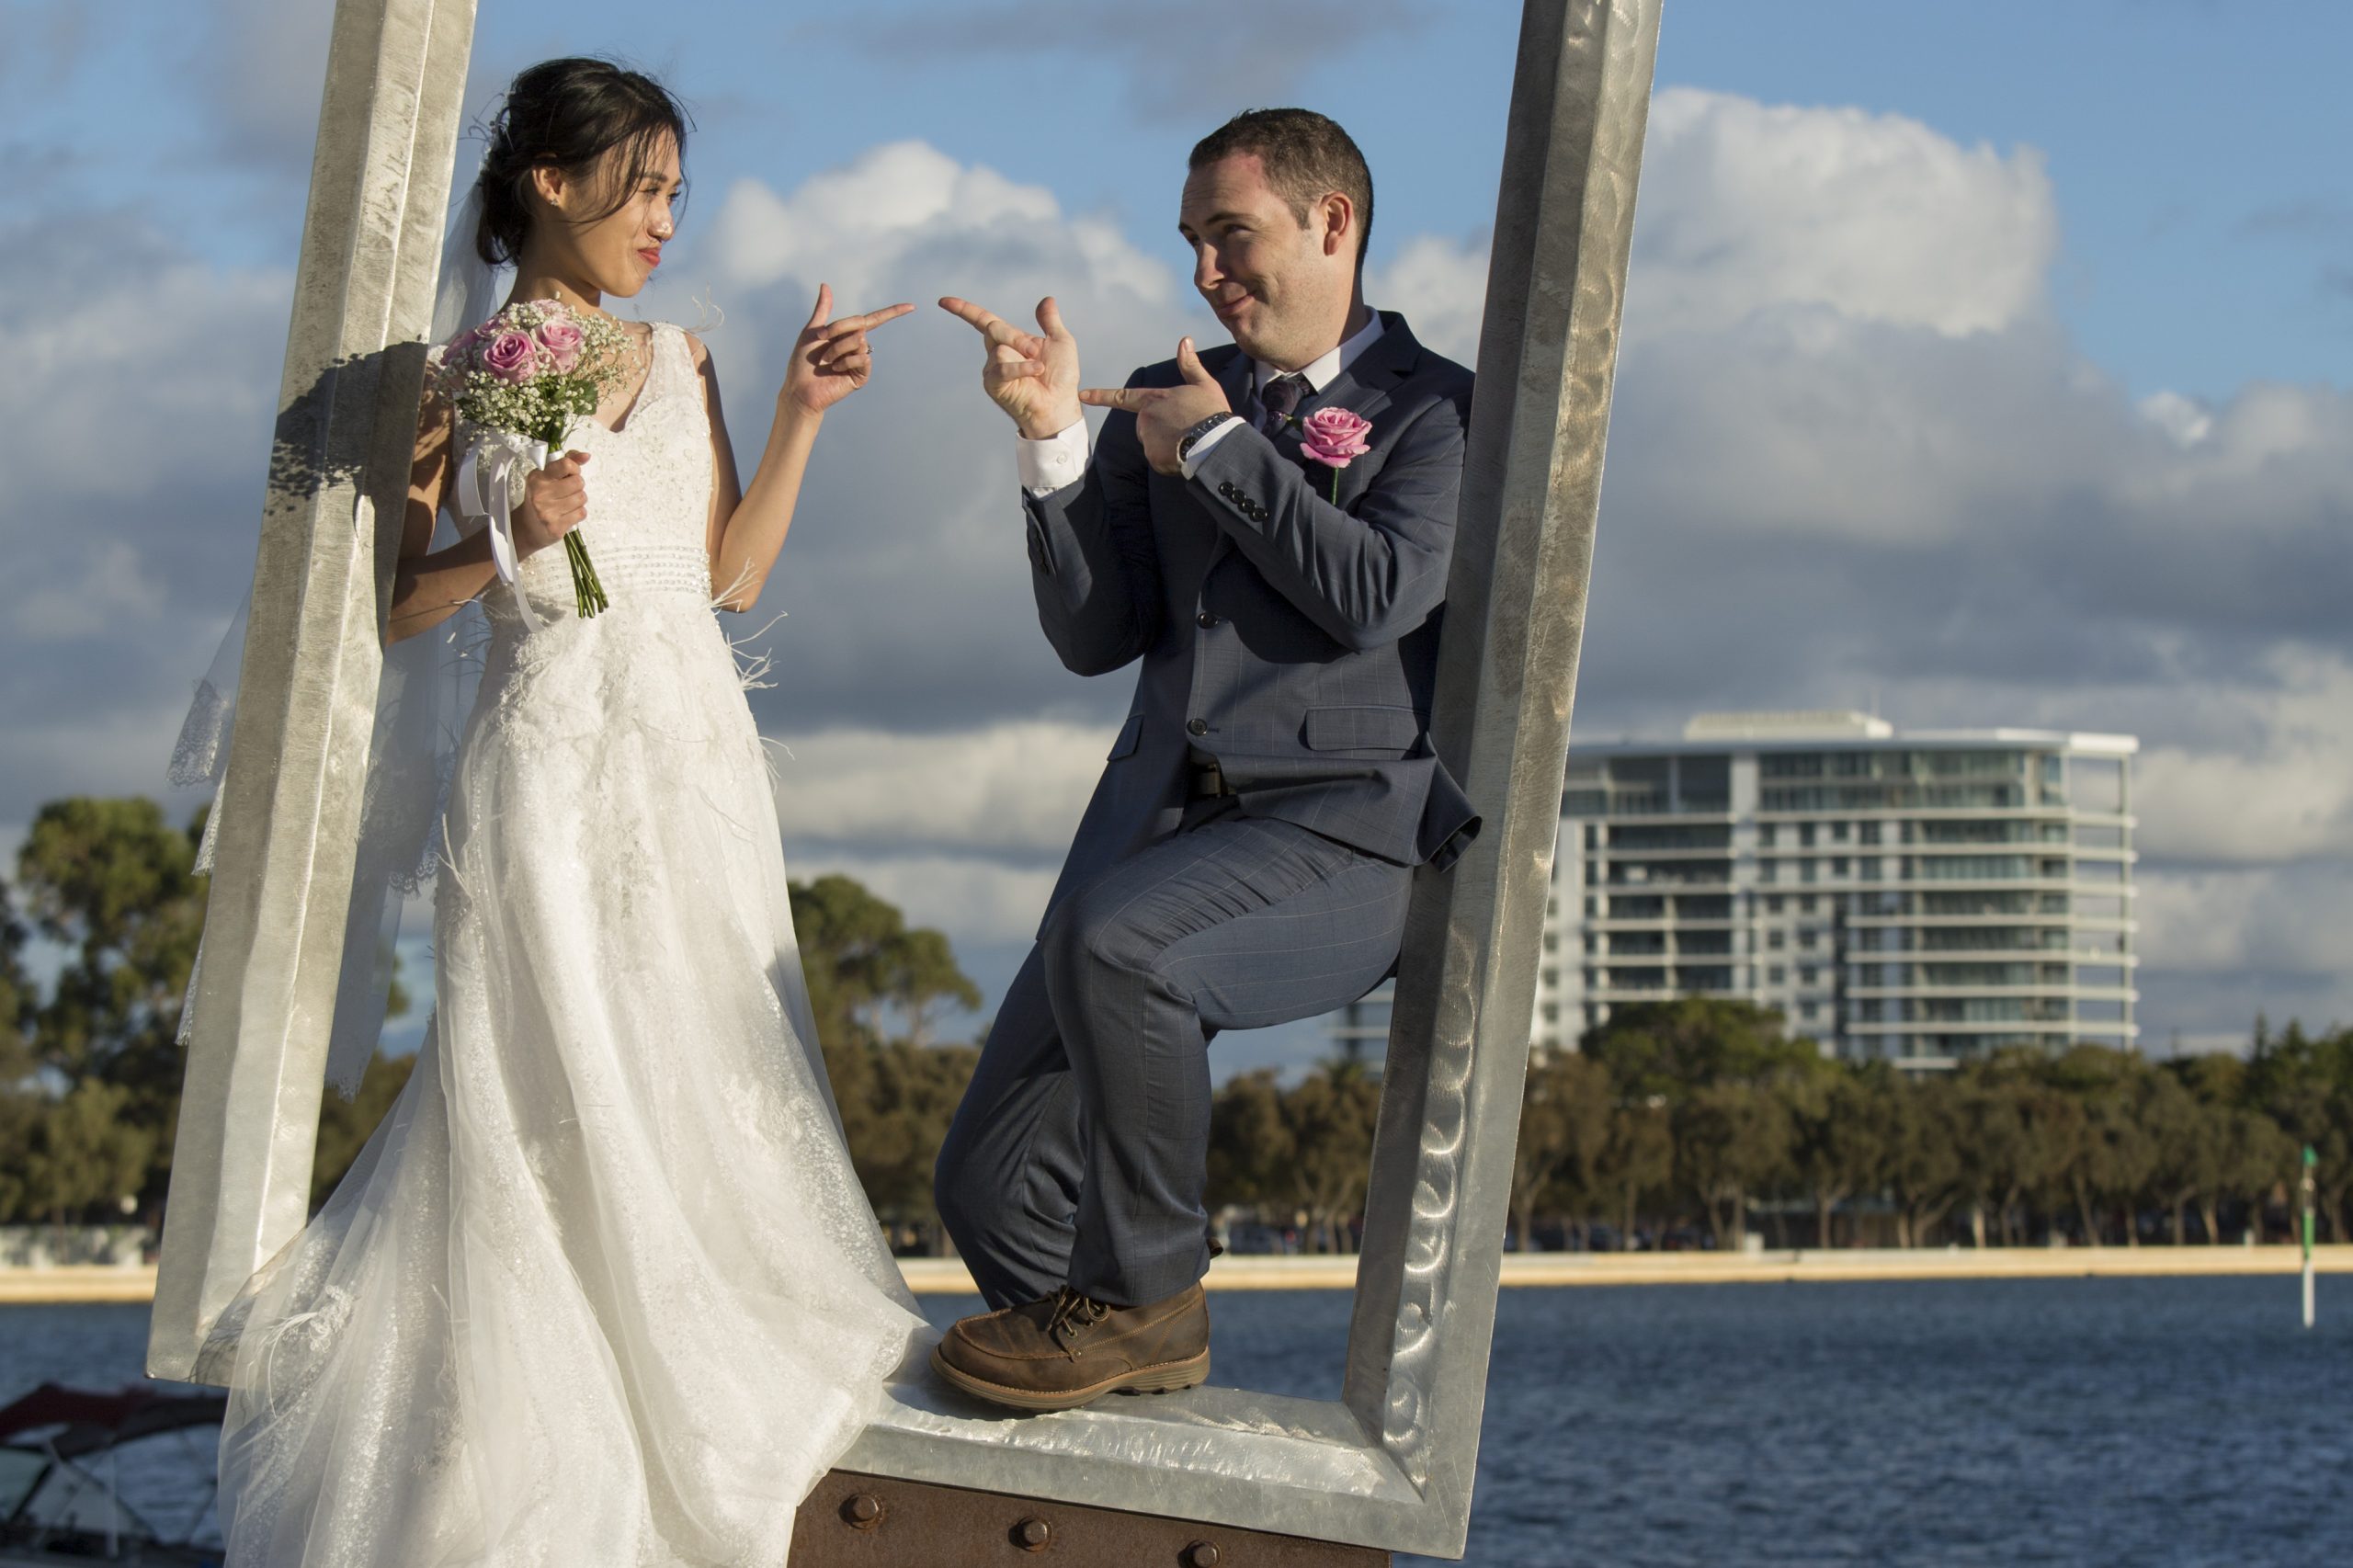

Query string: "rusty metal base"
[789, 1470, 1392, 1567]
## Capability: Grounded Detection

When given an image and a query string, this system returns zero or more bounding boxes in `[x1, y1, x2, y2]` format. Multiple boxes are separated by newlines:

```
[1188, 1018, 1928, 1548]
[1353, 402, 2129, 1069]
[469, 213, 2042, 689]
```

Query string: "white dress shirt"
[1016, 310, 1387, 496]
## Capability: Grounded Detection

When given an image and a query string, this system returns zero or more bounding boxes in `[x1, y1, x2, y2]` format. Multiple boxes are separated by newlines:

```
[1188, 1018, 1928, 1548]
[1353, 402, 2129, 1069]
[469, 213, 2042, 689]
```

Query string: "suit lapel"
[1298, 311, 1421, 435]
[1196, 314, 1427, 569]
[1215, 347, 1256, 426]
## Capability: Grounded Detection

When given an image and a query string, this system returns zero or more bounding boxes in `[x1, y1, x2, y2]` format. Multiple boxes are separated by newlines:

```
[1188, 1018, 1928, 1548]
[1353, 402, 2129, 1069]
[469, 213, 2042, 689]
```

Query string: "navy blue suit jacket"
[1025, 311, 1480, 933]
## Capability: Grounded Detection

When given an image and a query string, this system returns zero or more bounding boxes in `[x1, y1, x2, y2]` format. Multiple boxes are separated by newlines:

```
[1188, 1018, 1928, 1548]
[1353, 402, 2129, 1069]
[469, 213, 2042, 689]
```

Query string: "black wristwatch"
[1176, 411, 1238, 464]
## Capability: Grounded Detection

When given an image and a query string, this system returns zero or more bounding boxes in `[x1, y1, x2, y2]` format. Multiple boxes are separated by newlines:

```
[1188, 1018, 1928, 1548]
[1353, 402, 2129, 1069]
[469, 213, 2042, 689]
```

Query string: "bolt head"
[1016, 1517, 1051, 1550]
[1183, 1542, 1222, 1568]
[841, 1494, 881, 1528]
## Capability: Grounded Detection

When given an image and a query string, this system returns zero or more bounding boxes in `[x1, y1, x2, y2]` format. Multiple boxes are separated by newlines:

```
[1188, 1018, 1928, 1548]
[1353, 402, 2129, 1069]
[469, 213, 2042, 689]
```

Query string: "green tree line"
[1494, 998, 2348, 1251]
[0, 797, 990, 1240]
[4, 797, 2347, 1264]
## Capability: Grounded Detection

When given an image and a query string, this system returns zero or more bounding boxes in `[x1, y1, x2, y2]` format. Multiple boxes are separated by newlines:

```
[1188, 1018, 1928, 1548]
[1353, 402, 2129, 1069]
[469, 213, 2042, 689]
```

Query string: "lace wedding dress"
[205, 322, 928, 1568]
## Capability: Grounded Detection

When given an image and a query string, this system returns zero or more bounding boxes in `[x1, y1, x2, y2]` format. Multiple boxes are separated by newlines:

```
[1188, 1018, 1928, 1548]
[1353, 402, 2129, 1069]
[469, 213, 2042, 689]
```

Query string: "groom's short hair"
[1190, 109, 1374, 272]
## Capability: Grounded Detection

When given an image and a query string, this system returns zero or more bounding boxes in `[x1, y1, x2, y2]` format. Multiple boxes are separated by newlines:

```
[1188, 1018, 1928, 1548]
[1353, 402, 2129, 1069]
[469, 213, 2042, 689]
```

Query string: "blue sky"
[15, 2, 2349, 397]
[4, 0, 2350, 1072]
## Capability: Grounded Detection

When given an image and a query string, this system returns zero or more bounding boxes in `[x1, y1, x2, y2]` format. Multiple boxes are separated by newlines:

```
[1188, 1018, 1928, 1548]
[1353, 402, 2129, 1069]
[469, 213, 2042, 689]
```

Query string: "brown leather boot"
[931, 1283, 1211, 1413]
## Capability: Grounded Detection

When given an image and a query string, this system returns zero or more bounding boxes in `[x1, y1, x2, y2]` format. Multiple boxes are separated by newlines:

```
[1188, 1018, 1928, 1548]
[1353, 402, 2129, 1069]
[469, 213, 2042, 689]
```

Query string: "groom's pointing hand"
[939, 294, 1083, 441]
[1080, 336, 1231, 475]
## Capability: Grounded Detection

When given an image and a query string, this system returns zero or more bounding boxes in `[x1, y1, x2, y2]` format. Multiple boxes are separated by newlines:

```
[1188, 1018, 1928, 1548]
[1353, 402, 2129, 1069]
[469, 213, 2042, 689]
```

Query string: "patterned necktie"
[1256, 372, 1308, 435]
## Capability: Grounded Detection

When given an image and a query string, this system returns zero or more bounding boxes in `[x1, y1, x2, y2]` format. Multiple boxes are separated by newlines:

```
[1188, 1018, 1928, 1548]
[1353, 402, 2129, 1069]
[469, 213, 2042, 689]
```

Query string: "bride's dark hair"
[473, 57, 691, 267]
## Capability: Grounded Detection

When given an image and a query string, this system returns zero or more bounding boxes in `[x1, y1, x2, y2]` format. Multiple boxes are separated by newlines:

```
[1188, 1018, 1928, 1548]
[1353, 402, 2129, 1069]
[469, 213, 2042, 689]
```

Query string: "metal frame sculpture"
[148, 2, 1660, 1558]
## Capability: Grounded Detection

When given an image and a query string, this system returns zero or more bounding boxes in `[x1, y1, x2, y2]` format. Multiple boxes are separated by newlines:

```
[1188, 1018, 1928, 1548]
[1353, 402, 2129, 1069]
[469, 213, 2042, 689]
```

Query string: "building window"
[1801, 859, 1817, 883]
[1799, 966, 1818, 986]
[1758, 824, 1778, 848]
[1799, 930, 1818, 950]
[1832, 822, 1850, 842]
[1768, 964, 1786, 985]
[1800, 1001, 1819, 1020]
[1860, 821, 1881, 846]
[1801, 896, 1818, 914]
[1757, 860, 1778, 884]
[1767, 895, 1785, 915]
[1542, 1003, 1559, 1023]
[1541, 968, 1559, 990]
[1543, 932, 1559, 952]
[1800, 823, 1818, 848]
[1830, 858, 1848, 877]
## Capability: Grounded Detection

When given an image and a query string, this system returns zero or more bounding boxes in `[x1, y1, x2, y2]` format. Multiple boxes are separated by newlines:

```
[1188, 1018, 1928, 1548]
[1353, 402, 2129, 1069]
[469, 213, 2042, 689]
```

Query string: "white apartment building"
[1333, 710, 2139, 1072]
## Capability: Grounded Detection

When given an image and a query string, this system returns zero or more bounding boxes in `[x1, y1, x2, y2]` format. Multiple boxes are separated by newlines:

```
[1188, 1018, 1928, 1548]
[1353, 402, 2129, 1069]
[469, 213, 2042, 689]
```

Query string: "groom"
[932, 108, 1477, 1411]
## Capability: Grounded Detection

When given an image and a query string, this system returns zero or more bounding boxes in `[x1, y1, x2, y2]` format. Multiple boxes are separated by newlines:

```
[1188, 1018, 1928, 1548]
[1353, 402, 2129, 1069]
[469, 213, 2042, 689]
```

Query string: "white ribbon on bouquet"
[450, 430, 551, 632]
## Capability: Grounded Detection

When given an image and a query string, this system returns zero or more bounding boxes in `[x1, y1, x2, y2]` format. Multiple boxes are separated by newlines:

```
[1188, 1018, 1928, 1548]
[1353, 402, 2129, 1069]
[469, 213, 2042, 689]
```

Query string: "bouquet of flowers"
[435, 299, 634, 618]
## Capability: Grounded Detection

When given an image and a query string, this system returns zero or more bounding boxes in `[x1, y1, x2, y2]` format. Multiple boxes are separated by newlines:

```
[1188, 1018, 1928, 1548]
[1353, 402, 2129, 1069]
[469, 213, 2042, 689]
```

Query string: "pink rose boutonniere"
[1299, 407, 1373, 504]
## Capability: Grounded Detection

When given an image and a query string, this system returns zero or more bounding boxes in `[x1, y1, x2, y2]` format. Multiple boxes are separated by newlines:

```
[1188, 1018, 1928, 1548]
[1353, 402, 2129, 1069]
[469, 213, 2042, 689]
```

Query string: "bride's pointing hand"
[782, 283, 915, 417]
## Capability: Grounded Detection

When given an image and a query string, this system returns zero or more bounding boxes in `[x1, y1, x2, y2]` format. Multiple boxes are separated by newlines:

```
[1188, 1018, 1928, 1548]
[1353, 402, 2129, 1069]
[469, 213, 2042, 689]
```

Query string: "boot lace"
[1045, 1286, 1111, 1357]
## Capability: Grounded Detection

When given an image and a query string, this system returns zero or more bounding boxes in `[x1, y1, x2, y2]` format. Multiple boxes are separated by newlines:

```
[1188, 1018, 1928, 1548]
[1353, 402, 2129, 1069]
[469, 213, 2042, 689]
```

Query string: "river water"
[6, 1276, 2346, 1565]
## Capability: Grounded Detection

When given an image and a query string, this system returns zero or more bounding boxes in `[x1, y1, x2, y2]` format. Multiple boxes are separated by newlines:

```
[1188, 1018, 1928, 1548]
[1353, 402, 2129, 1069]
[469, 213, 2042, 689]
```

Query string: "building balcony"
[1561, 803, 1739, 823]
[1745, 808, 2137, 826]
[1846, 983, 2140, 1002]
[1589, 845, 1737, 861]
[1841, 1020, 2142, 1038]
[1847, 913, 2139, 931]
[1587, 984, 1748, 1003]
[1754, 874, 2138, 895]
[1851, 949, 2139, 967]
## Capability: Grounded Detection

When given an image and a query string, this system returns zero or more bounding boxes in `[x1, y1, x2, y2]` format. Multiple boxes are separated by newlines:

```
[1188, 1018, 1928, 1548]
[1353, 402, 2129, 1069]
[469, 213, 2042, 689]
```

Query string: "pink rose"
[481, 328, 538, 383]
[1300, 406, 1373, 468]
[535, 316, 584, 372]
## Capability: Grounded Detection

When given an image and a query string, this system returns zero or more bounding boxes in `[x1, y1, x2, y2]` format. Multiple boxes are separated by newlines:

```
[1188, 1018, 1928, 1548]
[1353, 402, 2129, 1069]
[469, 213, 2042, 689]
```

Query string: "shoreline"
[6, 1245, 2348, 1305]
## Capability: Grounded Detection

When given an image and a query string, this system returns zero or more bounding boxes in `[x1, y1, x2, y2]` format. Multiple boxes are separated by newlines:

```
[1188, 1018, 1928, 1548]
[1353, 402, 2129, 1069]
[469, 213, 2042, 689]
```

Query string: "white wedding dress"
[206, 322, 928, 1568]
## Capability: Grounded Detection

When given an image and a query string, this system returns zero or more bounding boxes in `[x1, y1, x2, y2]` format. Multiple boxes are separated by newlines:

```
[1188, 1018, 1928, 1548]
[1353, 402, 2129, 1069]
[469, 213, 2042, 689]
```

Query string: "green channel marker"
[2302, 1144, 2317, 1330]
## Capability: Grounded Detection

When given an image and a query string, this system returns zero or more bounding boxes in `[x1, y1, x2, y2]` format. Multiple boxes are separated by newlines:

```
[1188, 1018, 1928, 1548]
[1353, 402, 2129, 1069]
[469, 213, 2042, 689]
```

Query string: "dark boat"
[0, 1384, 223, 1566]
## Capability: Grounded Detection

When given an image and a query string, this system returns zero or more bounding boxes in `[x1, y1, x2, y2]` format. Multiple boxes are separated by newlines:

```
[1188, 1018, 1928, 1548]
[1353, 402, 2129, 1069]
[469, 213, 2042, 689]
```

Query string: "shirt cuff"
[1017, 419, 1090, 497]
[1178, 415, 1246, 480]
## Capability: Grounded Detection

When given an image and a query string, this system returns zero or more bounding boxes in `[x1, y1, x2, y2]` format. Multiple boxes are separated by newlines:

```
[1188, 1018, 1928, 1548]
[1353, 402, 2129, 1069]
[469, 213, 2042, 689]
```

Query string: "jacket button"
[1196, 611, 1218, 628]
[1218, 482, 1236, 497]
[1187, 718, 1209, 736]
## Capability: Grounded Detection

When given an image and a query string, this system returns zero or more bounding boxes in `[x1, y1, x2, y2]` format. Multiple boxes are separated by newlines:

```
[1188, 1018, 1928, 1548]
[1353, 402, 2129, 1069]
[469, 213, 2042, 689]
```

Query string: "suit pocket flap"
[1302, 705, 1427, 752]
[1107, 712, 1144, 760]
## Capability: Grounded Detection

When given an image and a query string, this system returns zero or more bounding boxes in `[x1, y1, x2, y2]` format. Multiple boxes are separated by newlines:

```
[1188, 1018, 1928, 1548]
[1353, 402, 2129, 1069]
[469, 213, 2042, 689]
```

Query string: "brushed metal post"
[1343, 0, 1660, 1535]
[148, 0, 478, 1381]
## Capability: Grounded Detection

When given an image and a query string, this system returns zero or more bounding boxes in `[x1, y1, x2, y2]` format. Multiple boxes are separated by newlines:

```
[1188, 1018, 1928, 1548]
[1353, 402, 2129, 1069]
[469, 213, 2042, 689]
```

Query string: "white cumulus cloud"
[1628, 88, 2057, 341]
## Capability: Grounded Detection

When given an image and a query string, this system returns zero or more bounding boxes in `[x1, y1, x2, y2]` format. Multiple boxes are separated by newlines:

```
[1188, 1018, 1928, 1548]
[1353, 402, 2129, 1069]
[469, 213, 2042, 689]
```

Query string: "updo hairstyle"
[472, 58, 691, 267]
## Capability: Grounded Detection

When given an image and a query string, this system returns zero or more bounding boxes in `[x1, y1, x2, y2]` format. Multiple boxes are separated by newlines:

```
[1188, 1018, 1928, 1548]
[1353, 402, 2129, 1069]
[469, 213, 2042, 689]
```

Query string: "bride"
[206, 58, 929, 1567]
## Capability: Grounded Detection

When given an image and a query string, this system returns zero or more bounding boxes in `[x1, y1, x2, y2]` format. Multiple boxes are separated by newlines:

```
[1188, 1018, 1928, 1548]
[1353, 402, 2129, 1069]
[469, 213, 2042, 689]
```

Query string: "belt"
[1187, 747, 1235, 800]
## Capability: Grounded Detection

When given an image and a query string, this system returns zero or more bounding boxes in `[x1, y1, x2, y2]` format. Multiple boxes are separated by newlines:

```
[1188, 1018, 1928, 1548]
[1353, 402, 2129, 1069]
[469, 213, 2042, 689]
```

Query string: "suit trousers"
[934, 797, 1414, 1309]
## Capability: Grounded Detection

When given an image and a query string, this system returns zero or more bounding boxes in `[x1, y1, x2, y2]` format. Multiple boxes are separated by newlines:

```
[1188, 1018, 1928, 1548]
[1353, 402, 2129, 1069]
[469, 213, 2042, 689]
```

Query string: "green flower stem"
[563, 531, 608, 618]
